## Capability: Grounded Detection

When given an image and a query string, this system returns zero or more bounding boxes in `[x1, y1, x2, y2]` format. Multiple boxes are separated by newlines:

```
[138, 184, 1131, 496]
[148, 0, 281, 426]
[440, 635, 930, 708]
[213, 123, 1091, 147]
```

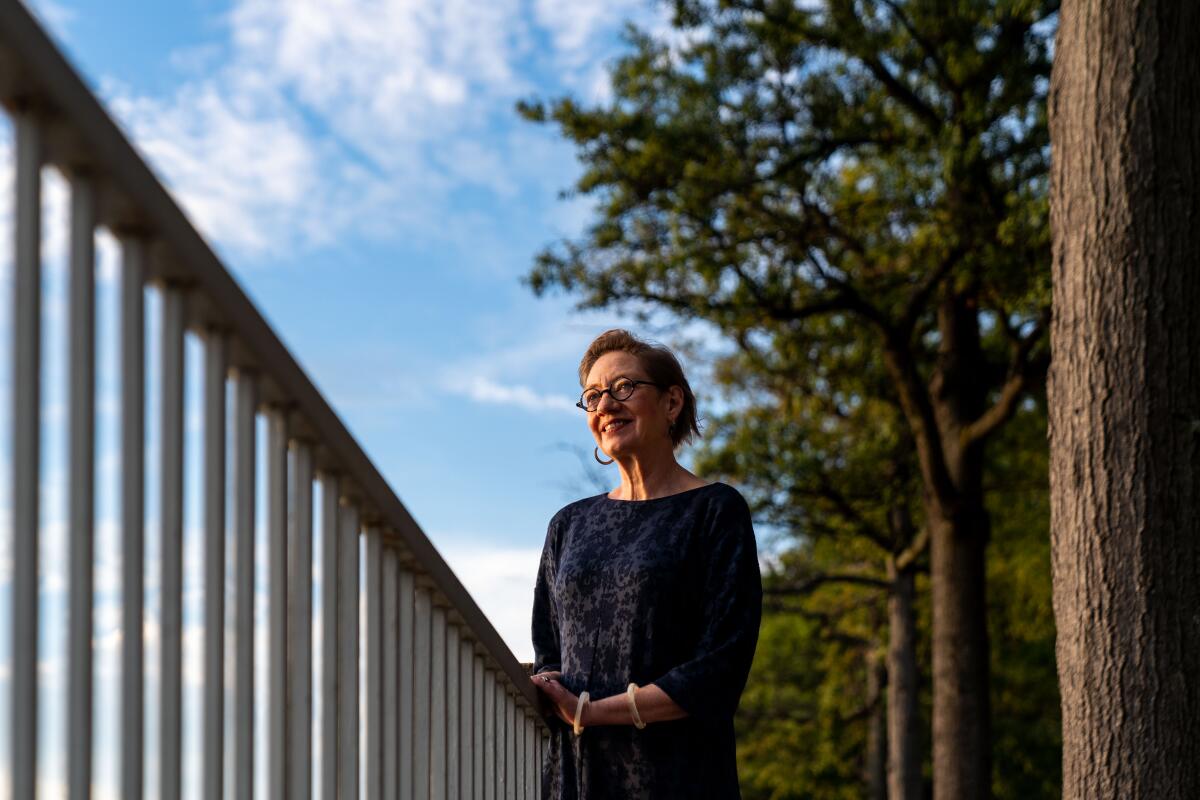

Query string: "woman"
[530, 329, 763, 799]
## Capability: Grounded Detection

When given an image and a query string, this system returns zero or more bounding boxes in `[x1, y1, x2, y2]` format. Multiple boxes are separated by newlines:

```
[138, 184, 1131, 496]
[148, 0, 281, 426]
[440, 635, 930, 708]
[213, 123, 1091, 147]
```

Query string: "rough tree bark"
[927, 502, 991, 800]
[865, 646, 888, 800]
[884, 290, 998, 800]
[888, 563, 922, 800]
[1048, 1, 1200, 797]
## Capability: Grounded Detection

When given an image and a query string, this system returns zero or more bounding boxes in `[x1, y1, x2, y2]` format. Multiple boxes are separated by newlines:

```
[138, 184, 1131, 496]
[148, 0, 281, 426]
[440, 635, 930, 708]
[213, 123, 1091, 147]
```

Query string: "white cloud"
[435, 537, 541, 663]
[99, 0, 536, 261]
[458, 375, 577, 415]
[87, 0, 670, 265]
[229, 0, 524, 136]
[434, 307, 628, 415]
[25, 0, 77, 42]
[107, 80, 333, 256]
[533, 0, 645, 65]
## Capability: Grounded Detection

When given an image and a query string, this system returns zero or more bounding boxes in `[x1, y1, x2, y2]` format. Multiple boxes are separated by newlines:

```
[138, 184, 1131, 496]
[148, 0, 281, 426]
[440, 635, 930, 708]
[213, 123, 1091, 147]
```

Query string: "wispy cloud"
[458, 375, 577, 415]
[436, 537, 542, 662]
[25, 0, 77, 42]
[96, 0, 668, 263]
[434, 308, 626, 415]
[108, 81, 334, 256]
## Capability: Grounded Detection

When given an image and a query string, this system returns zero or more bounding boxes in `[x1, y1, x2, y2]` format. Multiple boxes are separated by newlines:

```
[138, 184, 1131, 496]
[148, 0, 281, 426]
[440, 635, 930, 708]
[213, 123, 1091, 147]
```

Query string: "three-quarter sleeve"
[651, 492, 762, 721]
[531, 517, 562, 676]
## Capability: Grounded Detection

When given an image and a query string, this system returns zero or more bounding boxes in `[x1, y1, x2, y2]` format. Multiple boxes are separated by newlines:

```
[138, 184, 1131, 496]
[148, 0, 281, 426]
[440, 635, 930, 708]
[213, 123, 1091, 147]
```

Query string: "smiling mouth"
[602, 419, 631, 433]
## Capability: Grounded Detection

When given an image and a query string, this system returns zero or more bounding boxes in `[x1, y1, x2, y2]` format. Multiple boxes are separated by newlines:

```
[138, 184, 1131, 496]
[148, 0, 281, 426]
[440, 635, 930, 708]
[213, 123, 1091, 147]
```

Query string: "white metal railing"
[0, 1, 548, 798]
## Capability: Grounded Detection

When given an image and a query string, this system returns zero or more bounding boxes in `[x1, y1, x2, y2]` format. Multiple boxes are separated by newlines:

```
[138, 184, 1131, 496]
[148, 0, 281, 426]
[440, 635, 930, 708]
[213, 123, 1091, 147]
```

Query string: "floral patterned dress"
[531, 482, 763, 799]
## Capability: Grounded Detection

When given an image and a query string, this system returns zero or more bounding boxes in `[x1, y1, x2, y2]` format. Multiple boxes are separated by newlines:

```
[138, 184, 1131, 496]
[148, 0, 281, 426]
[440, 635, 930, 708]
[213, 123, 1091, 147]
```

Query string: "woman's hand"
[530, 671, 582, 728]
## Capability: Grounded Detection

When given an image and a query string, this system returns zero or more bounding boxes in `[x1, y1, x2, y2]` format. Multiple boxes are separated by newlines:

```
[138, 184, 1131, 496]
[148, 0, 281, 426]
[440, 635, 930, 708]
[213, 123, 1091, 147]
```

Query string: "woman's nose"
[595, 391, 621, 412]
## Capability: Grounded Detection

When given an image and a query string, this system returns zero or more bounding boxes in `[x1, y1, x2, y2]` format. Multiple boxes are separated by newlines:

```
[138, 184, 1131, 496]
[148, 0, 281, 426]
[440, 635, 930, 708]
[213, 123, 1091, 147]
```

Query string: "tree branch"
[878, 0, 958, 95]
[880, 332, 959, 509]
[960, 310, 1048, 447]
[894, 524, 930, 572]
[859, 55, 944, 128]
[767, 572, 892, 596]
[812, 474, 895, 551]
[899, 243, 968, 335]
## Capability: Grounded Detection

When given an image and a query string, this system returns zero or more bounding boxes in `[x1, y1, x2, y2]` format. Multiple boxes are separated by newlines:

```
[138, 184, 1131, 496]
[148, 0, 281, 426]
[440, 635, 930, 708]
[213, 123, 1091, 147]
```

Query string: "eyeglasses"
[577, 377, 662, 412]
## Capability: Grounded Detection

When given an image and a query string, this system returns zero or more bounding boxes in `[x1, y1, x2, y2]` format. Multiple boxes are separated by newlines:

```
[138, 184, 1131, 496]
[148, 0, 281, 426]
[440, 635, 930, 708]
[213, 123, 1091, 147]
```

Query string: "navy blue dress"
[531, 482, 762, 799]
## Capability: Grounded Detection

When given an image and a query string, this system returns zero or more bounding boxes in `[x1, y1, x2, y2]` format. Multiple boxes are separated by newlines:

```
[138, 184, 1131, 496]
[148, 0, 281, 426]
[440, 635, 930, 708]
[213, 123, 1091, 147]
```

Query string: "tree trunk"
[928, 504, 992, 800]
[866, 646, 888, 800]
[921, 291, 993, 800]
[1048, 1, 1200, 797]
[888, 562, 923, 800]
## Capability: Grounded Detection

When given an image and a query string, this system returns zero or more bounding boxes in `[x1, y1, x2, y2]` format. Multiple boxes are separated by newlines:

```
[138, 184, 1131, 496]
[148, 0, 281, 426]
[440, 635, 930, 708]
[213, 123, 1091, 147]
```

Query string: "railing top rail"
[0, 0, 544, 715]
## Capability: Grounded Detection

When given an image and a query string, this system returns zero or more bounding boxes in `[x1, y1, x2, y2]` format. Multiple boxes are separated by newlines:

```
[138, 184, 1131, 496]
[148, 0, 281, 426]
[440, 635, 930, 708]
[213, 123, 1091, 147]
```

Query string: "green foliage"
[985, 401, 1061, 799]
[729, 403, 1059, 800]
[520, 0, 1061, 795]
[737, 613, 870, 800]
[521, 0, 1055, 352]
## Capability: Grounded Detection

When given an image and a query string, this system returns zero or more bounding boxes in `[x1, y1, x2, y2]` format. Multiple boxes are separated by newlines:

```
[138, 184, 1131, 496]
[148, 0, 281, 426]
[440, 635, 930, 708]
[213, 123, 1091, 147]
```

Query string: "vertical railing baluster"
[11, 108, 43, 800]
[119, 234, 146, 800]
[318, 472, 340, 800]
[431, 605, 447, 800]
[474, 656, 484, 800]
[497, 684, 508, 800]
[447, 623, 460, 799]
[484, 672, 495, 800]
[2, 23, 559, 800]
[523, 710, 532, 796]
[534, 716, 541, 799]
[398, 568, 415, 800]
[267, 406, 289, 799]
[365, 526, 383, 800]
[536, 727, 544, 800]
[506, 693, 516, 800]
[159, 283, 186, 800]
[512, 694, 520, 800]
[336, 500, 360, 800]
[202, 329, 227, 800]
[382, 545, 399, 800]
[512, 701, 519, 800]
[524, 714, 534, 799]
[67, 170, 96, 800]
[413, 585, 432, 799]
[232, 369, 257, 800]
[288, 439, 315, 799]
[460, 638, 474, 799]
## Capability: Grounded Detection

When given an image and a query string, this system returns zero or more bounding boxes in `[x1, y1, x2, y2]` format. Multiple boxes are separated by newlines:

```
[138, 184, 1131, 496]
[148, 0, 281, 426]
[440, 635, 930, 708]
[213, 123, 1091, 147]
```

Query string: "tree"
[701, 336, 1059, 799]
[695, 323, 928, 799]
[1047, 1, 1200, 796]
[521, 1, 1056, 795]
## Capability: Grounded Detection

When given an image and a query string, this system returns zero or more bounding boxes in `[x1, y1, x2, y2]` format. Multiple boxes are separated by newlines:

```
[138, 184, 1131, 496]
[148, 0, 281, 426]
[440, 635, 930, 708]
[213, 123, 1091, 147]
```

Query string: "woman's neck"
[610, 449, 696, 500]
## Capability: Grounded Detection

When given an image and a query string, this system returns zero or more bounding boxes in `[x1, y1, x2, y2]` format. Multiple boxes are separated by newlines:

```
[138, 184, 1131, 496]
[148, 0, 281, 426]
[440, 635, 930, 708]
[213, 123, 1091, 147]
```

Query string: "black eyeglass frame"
[576, 378, 663, 412]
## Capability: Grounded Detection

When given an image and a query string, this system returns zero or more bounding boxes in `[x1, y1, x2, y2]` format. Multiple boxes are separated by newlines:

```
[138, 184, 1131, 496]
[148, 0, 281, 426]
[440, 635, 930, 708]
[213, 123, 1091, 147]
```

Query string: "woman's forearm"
[582, 683, 688, 727]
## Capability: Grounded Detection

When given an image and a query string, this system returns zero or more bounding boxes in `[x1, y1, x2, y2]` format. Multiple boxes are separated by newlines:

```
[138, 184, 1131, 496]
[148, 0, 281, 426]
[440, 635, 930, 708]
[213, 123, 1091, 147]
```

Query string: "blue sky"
[17, 0, 672, 648]
[0, 0, 740, 795]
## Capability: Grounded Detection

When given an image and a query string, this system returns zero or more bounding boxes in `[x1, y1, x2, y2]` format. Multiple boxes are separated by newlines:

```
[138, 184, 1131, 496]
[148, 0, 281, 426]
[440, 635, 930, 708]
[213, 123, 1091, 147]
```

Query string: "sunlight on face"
[584, 351, 672, 458]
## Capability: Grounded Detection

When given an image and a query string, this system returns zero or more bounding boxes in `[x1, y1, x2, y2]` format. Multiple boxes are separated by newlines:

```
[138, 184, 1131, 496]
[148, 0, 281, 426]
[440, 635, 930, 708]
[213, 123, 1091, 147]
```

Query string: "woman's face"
[583, 351, 679, 458]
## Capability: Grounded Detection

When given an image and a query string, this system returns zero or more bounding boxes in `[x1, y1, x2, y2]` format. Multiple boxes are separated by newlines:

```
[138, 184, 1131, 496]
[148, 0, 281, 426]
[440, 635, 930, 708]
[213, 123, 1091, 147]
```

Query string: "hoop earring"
[594, 446, 614, 465]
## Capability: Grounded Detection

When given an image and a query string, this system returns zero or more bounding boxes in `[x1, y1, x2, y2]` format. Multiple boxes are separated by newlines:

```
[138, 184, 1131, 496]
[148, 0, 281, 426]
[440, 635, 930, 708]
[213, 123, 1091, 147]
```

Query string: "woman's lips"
[602, 418, 632, 434]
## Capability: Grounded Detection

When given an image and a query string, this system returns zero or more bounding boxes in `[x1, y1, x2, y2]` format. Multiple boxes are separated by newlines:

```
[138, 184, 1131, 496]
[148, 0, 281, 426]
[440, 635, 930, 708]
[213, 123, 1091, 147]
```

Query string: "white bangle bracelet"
[573, 691, 590, 736]
[627, 683, 646, 729]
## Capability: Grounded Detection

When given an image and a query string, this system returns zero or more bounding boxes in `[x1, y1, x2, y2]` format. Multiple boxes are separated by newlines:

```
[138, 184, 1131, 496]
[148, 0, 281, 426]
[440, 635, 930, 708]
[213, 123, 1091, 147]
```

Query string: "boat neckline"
[596, 481, 726, 504]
